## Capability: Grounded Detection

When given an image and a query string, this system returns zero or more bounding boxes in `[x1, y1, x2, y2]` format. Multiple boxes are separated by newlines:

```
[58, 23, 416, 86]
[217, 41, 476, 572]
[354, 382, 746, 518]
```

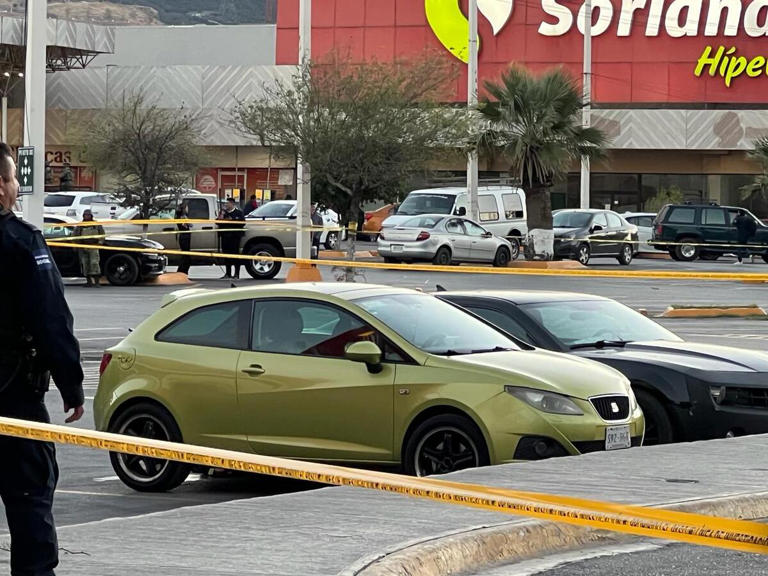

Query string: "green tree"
[740, 137, 768, 215]
[644, 185, 684, 214]
[234, 52, 467, 279]
[478, 65, 607, 259]
[82, 91, 205, 220]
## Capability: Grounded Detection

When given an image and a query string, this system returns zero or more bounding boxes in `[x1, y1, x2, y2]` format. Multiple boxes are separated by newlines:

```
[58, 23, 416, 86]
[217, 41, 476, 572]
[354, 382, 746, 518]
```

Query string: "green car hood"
[442, 349, 629, 399]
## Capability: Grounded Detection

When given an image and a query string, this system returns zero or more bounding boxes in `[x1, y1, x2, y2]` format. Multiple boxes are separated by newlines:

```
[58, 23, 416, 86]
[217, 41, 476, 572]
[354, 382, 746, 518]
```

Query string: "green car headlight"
[505, 386, 584, 415]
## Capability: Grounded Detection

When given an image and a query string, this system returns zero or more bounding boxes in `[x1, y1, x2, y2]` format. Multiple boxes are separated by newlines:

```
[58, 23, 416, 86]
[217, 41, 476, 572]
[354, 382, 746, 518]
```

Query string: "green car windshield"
[354, 293, 519, 355]
[521, 299, 682, 347]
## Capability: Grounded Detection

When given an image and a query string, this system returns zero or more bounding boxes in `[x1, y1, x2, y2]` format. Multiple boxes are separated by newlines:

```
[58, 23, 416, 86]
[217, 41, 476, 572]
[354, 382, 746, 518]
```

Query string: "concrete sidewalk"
[6, 436, 768, 576]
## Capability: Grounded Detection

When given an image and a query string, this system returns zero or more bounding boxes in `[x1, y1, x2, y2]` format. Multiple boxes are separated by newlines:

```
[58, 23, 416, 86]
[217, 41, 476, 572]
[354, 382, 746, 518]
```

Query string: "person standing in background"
[73, 209, 104, 287]
[175, 201, 192, 275]
[217, 197, 246, 279]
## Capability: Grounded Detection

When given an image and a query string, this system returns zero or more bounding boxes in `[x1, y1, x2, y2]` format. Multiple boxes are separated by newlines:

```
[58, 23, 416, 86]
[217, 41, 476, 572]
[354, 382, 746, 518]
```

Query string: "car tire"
[403, 414, 489, 477]
[634, 389, 674, 446]
[674, 238, 700, 262]
[432, 246, 452, 266]
[668, 250, 680, 261]
[507, 237, 521, 261]
[324, 231, 339, 250]
[104, 253, 140, 286]
[108, 402, 190, 492]
[617, 243, 633, 266]
[493, 247, 511, 268]
[244, 243, 282, 280]
[576, 243, 591, 266]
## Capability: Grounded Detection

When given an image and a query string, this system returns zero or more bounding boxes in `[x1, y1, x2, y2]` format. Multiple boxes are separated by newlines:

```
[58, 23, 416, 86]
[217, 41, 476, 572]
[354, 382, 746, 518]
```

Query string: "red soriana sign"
[276, 0, 768, 104]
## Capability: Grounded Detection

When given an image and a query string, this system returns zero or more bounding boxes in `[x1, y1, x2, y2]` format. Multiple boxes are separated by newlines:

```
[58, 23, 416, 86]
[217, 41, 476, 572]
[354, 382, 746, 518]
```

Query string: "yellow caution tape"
[0, 416, 766, 554]
[46, 241, 768, 282]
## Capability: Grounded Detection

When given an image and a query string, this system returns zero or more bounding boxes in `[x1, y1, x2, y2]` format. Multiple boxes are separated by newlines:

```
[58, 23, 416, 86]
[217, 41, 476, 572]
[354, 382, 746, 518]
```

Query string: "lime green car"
[94, 283, 644, 491]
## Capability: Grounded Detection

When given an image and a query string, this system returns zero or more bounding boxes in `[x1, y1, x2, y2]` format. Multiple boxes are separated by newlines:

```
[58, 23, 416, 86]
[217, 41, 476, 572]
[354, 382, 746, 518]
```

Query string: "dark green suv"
[652, 203, 768, 262]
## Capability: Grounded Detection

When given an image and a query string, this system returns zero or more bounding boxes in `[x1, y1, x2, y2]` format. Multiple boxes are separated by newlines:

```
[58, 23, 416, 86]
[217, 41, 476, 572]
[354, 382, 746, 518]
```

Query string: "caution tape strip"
[46, 241, 768, 282]
[49, 218, 768, 251]
[0, 416, 766, 553]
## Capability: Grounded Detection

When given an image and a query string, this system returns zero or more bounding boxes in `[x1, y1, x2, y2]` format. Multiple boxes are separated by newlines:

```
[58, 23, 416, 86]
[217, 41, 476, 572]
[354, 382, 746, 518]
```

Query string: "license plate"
[391, 244, 404, 253]
[605, 425, 631, 451]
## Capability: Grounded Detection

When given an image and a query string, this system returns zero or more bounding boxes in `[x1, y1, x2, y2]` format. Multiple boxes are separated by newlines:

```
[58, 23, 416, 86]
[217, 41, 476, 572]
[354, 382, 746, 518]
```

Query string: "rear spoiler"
[161, 288, 211, 308]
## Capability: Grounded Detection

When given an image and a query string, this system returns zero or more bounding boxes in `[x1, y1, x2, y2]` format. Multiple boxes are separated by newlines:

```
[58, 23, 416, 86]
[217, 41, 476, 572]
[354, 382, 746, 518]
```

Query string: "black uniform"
[0, 209, 84, 576]
[734, 212, 758, 262]
[217, 208, 246, 278]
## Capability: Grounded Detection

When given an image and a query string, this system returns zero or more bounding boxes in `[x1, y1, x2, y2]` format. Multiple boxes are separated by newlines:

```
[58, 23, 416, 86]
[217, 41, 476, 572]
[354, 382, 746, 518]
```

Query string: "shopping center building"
[15, 1, 768, 214]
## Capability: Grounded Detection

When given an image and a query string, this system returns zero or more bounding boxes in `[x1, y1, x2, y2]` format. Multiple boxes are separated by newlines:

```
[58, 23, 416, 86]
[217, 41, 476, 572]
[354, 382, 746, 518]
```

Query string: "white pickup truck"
[114, 193, 297, 279]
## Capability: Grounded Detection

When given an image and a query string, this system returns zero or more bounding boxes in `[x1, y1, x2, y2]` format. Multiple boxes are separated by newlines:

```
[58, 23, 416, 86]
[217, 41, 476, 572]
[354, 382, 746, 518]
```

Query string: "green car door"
[702, 207, 732, 250]
[236, 298, 396, 462]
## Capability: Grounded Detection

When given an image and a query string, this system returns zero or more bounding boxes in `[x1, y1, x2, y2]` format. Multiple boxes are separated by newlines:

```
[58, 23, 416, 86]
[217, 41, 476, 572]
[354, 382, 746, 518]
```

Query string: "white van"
[382, 186, 527, 239]
[44, 191, 126, 220]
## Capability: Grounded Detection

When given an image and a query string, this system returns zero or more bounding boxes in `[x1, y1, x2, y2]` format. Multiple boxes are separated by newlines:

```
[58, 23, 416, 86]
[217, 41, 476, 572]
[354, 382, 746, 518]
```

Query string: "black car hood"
[574, 340, 768, 373]
[103, 235, 161, 249]
[553, 227, 583, 238]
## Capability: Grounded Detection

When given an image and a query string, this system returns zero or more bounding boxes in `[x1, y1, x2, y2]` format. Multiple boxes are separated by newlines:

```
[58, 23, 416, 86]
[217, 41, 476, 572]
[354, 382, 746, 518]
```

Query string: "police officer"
[0, 142, 84, 576]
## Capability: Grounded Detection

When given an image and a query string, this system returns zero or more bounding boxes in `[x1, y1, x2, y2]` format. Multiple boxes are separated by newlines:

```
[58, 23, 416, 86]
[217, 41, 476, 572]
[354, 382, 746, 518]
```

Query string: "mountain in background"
[1, 1, 277, 25]
[109, 0, 276, 25]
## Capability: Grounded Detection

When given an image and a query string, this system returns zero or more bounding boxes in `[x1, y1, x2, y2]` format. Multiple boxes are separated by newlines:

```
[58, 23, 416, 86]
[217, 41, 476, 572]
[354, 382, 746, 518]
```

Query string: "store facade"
[276, 0, 768, 215]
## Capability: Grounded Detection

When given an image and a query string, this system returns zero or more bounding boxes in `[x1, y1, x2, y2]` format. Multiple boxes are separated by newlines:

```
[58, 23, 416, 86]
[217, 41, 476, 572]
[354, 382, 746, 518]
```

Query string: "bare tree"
[234, 51, 469, 280]
[82, 91, 204, 220]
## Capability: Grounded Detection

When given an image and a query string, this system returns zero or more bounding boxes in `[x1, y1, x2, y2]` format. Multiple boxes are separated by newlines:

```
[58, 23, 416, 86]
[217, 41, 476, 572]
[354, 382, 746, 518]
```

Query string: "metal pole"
[467, 0, 480, 222]
[2, 96, 7, 144]
[22, 0, 46, 230]
[580, 0, 592, 210]
[296, 0, 312, 260]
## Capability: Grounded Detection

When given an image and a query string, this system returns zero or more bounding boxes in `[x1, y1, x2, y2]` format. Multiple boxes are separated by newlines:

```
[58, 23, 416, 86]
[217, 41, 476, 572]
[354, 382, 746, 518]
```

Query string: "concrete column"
[22, 0, 46, 230]
[296, 0, 312, 260]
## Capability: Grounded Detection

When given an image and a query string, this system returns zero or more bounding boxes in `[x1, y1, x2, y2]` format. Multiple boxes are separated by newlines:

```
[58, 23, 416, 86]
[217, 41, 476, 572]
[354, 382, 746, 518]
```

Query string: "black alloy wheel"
[404, 414, 489, 477]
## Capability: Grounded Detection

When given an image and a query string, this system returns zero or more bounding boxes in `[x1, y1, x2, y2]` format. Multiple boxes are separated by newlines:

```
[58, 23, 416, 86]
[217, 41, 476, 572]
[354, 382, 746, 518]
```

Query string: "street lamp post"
[580, 0, 592, 210]
[296, 0, 312, 260]
[467, 0, 479, 222]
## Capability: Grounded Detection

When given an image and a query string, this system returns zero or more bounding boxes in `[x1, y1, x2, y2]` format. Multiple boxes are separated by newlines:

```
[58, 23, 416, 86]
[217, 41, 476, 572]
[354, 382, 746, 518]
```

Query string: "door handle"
[241, 364, 265, 376]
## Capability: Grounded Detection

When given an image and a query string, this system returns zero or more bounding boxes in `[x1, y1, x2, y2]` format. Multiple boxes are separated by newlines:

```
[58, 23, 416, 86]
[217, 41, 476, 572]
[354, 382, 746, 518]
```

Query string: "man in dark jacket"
[243, 194, 259, 216]
[217, 197, 246, 279]
[0, 141, 84, 576]
[734, 209, 758, 264]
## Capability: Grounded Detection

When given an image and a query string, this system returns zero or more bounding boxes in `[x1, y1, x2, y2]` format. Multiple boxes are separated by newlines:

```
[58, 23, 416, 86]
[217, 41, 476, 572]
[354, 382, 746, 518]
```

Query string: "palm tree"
[479, 65, 607, 259]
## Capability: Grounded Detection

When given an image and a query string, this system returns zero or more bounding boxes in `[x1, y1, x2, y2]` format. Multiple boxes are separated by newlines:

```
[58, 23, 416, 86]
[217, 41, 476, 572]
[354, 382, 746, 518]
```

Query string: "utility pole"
[296, 0, 312, 260]
[22, 0, 46, 230]
[467, 0, 479, 222]
[580, 0, 592, 210]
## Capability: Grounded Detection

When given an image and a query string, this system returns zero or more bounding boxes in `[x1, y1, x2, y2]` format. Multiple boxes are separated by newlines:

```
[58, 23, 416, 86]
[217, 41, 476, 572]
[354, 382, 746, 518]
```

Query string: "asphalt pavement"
[476, 524, 768, 576]
[0, 254, 764, 574]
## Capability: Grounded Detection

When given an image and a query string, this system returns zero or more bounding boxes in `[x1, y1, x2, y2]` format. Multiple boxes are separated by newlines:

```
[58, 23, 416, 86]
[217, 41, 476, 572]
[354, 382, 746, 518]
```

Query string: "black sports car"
[438, 290, 768, 446]
[44, 217, 167, 286]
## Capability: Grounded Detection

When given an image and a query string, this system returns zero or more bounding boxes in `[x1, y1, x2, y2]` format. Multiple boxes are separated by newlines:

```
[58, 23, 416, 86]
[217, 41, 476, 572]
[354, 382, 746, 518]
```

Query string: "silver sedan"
[377, 215, 518, 266]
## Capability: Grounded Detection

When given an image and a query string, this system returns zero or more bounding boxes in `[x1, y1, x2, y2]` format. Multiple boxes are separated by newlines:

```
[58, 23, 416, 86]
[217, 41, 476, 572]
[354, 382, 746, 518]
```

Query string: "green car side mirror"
[345, 341, 383, 373]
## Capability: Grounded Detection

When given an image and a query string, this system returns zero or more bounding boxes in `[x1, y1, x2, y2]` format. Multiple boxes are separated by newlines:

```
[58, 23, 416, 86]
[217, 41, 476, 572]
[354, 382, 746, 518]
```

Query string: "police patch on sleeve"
[33, 249, 53, 270]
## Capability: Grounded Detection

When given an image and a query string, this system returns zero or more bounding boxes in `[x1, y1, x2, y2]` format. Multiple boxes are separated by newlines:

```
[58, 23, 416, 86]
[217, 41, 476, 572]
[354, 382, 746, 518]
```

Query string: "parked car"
[622, 212, 657, 253]
[437, 290, 768, 446]
[44, 215, 166, 286]
[246, 200, 346, 250]
[95, 283, 643, 491]
[553, 209, 638, 265]
[378, 215, 518, 266]
[113, 193, 296, 280]
[652, 203, 768, 262]
[382, 186, 527, 247]
[44, 191, 127, 220]
[360, 203, 397, 241]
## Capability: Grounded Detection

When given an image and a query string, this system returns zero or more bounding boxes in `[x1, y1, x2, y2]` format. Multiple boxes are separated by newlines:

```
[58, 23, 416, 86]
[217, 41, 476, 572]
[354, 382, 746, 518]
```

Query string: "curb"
[506, 261, 585, 270]
[347, 491, 768, 576]
[660, 305, 767, 318]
